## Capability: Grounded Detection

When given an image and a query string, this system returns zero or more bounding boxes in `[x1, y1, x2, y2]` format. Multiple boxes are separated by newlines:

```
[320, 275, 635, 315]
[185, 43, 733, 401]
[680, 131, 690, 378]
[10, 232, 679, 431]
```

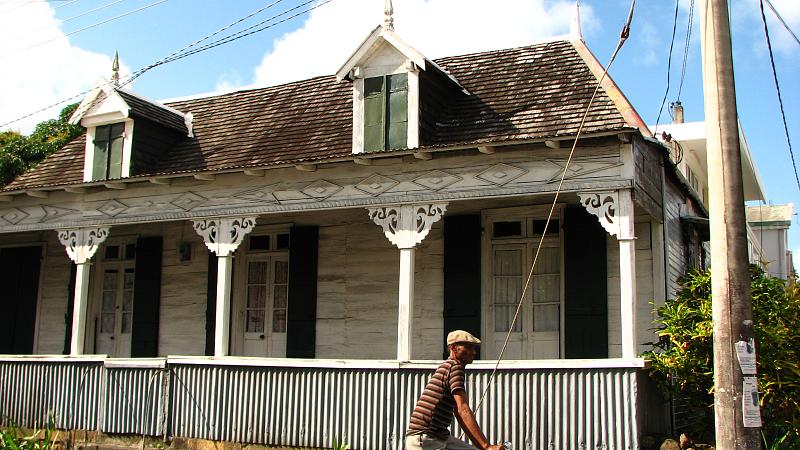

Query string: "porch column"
[193, 217, 256, 357]
[578, 190, 637, 358]
[57, 227, 110, 355]
[368, 203, 447, 361]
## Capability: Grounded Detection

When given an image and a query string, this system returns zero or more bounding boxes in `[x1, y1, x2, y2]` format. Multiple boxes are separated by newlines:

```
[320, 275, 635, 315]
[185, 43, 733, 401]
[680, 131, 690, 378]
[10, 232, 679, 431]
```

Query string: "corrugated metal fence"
[0, 357, 641, 450]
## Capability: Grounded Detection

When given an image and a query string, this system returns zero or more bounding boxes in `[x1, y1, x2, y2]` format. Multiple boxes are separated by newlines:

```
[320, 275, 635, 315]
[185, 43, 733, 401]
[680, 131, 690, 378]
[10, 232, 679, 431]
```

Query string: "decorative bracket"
[368, 203, 447, 249]
[193, 216, 257, 257]
[57, 227, 110, 264]
[578, 191, 619, 237]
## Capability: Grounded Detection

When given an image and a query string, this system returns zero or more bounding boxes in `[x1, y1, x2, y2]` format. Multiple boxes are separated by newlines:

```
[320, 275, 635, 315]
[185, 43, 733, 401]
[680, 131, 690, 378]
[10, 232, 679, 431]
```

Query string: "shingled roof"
[116, 90, 188, 134]
[5, 39, 640, 192]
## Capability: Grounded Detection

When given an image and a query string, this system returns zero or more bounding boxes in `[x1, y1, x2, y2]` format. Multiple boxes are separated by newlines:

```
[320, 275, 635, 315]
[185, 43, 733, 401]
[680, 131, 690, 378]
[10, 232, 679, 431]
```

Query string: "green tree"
[643, 267, 800, 446]
[0, 104, 83, 186]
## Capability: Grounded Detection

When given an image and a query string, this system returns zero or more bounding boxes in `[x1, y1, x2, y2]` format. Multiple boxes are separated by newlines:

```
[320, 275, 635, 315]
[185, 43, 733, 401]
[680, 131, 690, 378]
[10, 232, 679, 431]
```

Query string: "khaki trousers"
[405, 434, 478, 450]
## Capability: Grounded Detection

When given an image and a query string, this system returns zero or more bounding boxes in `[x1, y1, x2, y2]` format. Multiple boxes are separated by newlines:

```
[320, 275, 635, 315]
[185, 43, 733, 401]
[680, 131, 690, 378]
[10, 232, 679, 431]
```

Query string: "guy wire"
[471, 0, 637, 418]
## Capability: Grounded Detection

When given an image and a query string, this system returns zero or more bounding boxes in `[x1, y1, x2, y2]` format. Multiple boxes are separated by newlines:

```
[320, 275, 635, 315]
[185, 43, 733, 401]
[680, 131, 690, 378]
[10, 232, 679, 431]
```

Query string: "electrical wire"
[0, 0, 78, 16]
[0, 0, 335, 130]
[676, 0, 695, 102]
[759, 0, 800, 191]
[764, 0, 800, 48]
[0, 0, 128, 46]
[470, 0, 638, 418]
[0, 0, 169, 58]
[654, 0, 680, 134]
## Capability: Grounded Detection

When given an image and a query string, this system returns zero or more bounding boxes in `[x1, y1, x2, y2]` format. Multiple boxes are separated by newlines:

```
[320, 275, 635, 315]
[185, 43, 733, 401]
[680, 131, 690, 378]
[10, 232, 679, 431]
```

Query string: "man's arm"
[452, 390, 503, 450]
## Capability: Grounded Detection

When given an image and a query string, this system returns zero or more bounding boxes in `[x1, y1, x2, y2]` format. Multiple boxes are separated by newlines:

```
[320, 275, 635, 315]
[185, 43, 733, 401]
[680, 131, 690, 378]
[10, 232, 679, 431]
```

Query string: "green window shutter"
[108, 123, 125, 179]
[108, 135, 124, 178]
[92, 125, 109, 180]
[363, 77, 385, 152]
[387, 73, 408, 150]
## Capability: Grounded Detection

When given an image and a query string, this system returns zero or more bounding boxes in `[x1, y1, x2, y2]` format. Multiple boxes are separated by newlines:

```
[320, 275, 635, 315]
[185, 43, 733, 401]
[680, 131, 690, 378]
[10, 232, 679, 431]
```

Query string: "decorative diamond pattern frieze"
[171, 192, 207, 211]
[355, 174, 399, 196]
[413, 170, 462, 191]
[476, 164, 526, 185]
[302, 180, 342, 199]
[97, 200, 128, 217]
[1, 208, 29, 225]
[233, 186, 279, 203]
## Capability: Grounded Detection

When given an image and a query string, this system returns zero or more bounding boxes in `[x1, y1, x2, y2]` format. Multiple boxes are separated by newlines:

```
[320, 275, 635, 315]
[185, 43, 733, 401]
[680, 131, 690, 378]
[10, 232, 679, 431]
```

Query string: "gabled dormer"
[336, 1, 466, 154]
[69, 55, 190, 182]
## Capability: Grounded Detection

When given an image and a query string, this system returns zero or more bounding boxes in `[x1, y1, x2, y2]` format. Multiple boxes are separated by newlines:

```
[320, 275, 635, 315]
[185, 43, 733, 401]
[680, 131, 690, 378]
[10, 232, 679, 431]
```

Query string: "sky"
[0, 0, 798, 266]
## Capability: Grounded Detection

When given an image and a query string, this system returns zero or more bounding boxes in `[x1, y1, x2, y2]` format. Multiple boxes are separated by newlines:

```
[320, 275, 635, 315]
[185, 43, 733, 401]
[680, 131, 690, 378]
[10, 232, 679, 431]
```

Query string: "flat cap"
[447, 330, 481, 346]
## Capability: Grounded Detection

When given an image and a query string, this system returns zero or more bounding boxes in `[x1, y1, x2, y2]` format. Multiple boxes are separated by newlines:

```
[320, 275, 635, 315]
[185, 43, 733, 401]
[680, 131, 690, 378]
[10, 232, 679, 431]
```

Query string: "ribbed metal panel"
[103, 367, 166, 436]
[0, 360, 102, 431]
[170, 363, 638, 450]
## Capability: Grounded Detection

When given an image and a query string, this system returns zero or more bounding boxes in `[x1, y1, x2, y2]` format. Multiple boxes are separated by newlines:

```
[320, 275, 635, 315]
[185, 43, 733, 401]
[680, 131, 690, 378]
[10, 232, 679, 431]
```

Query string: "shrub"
[643, 266, 800, 447]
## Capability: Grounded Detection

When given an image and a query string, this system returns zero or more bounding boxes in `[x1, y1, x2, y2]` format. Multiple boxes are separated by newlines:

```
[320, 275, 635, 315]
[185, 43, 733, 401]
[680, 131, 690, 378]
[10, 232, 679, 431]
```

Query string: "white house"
[0, 6, 725, 449]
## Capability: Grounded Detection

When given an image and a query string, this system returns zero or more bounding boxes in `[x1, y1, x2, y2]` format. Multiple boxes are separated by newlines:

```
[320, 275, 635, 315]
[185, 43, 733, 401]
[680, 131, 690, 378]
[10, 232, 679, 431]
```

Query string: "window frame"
[352, 65, 419, 154]
[83, 119, 134, 182]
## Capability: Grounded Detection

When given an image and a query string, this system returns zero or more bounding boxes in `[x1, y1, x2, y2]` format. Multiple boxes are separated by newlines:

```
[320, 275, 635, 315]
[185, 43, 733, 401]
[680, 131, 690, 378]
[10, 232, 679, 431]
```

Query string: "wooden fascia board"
[8, 131, 634, 195]
[335, 27, 427, 81]
[570, 39, 652, 138]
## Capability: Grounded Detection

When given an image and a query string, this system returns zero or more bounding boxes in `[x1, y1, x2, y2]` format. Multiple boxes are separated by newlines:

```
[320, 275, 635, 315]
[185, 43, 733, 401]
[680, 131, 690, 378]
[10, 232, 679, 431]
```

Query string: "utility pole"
[700, 0, 762, 448]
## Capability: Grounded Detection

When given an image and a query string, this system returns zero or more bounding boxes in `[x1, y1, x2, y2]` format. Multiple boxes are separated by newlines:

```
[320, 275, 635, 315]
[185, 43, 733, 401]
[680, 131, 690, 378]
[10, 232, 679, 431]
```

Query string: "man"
[405, 330, 505, 450]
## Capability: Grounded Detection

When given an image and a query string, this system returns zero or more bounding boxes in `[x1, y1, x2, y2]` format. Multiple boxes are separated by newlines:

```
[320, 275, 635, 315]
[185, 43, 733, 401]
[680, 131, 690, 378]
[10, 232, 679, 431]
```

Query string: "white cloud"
[0, 3, 118, 134]
[215, 69, 244, 93]
[254, 0, 593, 87]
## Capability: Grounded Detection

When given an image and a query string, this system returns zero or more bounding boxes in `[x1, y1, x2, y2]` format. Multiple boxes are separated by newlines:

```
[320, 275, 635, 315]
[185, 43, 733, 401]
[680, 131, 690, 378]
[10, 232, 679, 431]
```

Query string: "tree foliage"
[643, 266, 800, 446]
[0, 104, 83, 187]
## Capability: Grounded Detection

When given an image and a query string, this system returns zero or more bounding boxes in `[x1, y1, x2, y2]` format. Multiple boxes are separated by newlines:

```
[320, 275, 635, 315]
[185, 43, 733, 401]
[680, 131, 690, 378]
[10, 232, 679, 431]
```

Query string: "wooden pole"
[699, 0, 762, 447]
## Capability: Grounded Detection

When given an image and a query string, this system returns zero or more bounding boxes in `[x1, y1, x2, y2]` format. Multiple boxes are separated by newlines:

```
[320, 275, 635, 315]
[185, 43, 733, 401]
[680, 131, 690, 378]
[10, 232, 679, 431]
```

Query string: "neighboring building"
[1, 6, 718, 449]
[746, 203, 794, 279]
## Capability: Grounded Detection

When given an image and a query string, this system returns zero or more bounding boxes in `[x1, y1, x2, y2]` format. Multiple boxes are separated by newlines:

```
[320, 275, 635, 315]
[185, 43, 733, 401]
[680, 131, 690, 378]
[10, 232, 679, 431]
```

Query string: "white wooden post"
[578, 190, 637, 358]
[617, 189, 637, 358]
[57, 227, 110, 356]
[193, 217, 256, 357]
[368, 203, 447, 360]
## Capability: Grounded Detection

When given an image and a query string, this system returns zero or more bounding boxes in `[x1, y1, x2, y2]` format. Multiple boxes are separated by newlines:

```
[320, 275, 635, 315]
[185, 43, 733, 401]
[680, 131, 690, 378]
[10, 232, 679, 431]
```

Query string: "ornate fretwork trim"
[578, 191, 619, 237]
[57, 227, 110, 264]
[192, 216, 256, 256]
[367, 203, 447, 249]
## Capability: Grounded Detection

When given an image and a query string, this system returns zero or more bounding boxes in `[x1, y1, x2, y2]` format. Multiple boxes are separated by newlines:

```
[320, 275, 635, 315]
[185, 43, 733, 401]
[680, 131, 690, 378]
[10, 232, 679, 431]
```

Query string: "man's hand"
[453, 390, 500, 450]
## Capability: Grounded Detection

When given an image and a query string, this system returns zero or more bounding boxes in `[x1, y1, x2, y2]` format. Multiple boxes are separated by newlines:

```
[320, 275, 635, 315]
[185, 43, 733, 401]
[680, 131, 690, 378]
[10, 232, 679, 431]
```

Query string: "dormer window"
[92, 123, 125, 180]
[364, 73, 408, 152]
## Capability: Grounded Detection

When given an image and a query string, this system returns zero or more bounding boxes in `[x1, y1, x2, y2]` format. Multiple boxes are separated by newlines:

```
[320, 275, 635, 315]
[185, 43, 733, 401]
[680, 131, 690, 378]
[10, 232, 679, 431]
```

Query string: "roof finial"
[570, 0, 583, 39]
[111, 50, 120, 87]
[383, 0, 394, 31]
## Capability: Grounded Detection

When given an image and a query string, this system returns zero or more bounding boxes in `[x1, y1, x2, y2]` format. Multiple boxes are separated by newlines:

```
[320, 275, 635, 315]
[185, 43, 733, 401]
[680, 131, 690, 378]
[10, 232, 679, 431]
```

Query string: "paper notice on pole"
[735, 338, 757, 375]
[742, 376, 762, 428]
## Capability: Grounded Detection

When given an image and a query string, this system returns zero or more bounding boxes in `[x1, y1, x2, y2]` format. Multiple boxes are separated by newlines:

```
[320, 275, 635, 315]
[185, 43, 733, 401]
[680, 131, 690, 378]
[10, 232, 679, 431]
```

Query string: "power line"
[0, 0, 78, 15]
[759, 0, 800, 191]
[0, 0, 127, 46]
[764, 0, 800, 48]
[0, 0, 336, 129]
[0, 0, 169, 58]
[654, 0, 680, 133]
[676, 0, 695, 102]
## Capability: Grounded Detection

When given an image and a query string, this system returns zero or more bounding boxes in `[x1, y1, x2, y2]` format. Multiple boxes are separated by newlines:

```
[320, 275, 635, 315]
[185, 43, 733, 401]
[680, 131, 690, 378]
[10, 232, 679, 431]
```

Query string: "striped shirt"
[406, 359, 466, 439]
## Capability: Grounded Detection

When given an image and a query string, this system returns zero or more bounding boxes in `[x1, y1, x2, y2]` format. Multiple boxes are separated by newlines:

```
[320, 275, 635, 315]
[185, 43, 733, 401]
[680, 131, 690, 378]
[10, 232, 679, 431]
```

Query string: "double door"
[96, 266, 135, 357]
[240, 255, 289, 357]
[490, 237, 562, 359]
